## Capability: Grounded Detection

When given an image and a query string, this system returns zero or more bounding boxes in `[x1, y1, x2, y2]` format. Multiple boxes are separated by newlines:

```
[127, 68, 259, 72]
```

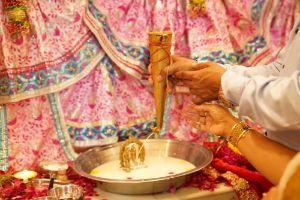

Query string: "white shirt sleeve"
[222, 61, 281, 77]
[222, 70, 300, 132]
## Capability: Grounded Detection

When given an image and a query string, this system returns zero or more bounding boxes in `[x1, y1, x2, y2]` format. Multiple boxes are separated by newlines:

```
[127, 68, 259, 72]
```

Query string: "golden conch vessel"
[148, 31, 172, 134]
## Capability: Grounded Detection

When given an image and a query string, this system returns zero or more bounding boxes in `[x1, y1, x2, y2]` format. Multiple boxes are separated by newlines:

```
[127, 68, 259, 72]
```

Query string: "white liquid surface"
[90, 157, 196, 180]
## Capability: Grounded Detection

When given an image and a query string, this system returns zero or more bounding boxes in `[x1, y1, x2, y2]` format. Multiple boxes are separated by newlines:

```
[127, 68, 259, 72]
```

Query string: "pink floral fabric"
[0, 0, 295, 171]
[87, 0, 295, 74]
[0, 0, 88, 70]
[6, 96, 67, 171]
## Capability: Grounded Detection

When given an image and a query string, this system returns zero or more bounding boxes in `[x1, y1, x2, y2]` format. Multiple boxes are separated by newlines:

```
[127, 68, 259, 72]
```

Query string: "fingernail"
[157, 75, 163, 81]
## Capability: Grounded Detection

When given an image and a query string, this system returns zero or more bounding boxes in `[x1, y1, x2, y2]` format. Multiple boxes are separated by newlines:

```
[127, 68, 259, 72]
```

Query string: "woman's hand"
[183, 103, 238, 137]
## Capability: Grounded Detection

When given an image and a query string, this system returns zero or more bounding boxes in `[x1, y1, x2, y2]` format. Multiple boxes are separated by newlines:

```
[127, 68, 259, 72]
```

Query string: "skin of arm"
[183, 103, 297, 185]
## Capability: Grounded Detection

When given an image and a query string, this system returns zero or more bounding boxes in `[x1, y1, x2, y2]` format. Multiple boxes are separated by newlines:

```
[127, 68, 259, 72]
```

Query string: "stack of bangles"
[218, 86, 251, 147]
[228, 121, 251, 147]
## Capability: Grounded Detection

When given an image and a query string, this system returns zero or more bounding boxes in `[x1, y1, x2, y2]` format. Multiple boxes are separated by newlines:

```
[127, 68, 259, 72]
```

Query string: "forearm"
[237, 130, 297, 185]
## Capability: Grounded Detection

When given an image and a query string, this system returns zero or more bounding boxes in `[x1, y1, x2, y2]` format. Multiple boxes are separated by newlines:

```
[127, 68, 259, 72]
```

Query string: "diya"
[13, 169, 37, 183]
[73, 32, 213, 194]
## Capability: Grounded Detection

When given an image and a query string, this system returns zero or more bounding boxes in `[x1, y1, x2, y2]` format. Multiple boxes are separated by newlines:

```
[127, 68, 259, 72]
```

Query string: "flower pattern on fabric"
[86, 0, 294, 76]
[0, 35, 102, 99]
[60, 54, 156, 147]
[6, 96, 68, 171]
[0, 0, 295, 171]
[195, 36, 267, 64]
[0, 0, 89, 69]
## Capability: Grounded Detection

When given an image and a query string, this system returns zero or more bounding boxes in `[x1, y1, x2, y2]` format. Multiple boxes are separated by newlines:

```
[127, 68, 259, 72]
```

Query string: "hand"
[173, 62, 226, 104]
[148, 55, 198, 91]
[183, 103, 238, 137]
[262, 187, 278, 200]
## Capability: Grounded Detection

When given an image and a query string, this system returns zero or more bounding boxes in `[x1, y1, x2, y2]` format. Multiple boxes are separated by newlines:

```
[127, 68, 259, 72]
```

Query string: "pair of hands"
[148, 55, 226, 104]
[148, 55, 235, 137]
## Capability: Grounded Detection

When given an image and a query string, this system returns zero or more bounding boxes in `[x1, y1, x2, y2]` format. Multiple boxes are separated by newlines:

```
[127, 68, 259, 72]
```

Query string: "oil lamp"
[13, 169, 37, 183]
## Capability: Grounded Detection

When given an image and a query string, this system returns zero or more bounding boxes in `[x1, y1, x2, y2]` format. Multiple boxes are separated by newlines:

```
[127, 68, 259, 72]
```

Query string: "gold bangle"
[218, 86, 234, 108]
[236, 129, 250, 146]
[228, 121, 250, 147]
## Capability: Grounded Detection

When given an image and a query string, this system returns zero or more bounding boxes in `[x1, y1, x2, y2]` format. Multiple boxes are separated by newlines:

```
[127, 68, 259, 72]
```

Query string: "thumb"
[195, 62, 212, 70]
[171, 55, 183, 62]
[159, 62, 183, 81]
[193, 103, 214, 113]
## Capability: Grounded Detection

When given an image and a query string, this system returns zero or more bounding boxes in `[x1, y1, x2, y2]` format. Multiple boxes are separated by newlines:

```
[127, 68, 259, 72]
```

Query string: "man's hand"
[173, 62, 225, 104]
[148, 55, 199, 91]
[148, 55, 226, 104]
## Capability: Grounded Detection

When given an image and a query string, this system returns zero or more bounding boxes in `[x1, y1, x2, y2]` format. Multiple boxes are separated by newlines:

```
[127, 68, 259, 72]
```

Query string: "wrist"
[218, 84, 234, 108]
[224, 117, 240, 138]
[227, 120, 251, 147]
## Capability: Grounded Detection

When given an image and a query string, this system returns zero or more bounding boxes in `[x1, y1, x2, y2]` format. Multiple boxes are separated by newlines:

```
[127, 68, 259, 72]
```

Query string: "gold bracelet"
[228, 121, 250, 147]
[236, 129, 251, 146]
[218, 86, 234, 108]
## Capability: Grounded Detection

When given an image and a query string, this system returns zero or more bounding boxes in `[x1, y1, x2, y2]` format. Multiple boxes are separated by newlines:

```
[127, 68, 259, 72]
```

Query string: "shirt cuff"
[221, 70, 249, 105]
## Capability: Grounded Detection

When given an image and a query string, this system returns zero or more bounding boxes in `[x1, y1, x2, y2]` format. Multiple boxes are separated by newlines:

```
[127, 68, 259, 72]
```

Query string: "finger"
[181, 80, 195, 88]
[183, 104, 198, 114]
[148, 76, 153, 85]
[160, 62, 189, 79]
[148, 63, 152, 74]
[167, 79, 175, 93]
[171, 55, 184, 62]
[195, 62, 212, 70]
[183, 105, 207, 118]
[174, 71, 195, 80]
[183, 111, 199, 121]
[192, 96, 205, 105]
[193, 103, 214, 113]
[191, 121, 207, 131]
[199, 116, 206, 125]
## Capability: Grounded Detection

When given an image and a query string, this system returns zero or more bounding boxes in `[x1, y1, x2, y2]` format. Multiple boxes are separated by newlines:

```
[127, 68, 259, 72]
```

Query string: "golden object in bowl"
[119, 136, 145, 172]
[73, 139, 212, 194]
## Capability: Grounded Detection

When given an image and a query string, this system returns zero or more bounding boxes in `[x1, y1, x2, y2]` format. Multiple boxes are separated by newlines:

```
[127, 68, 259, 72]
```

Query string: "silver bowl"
[48, 184, 84, 200]
[73, 139, 212, 194]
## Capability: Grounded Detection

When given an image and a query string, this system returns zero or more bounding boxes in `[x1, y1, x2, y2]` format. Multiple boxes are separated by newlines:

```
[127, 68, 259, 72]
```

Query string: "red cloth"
[212, 158, 273, 192]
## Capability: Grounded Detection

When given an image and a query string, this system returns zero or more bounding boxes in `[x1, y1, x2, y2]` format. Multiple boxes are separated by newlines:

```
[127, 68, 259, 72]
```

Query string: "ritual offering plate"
[73, 139, 212, 194]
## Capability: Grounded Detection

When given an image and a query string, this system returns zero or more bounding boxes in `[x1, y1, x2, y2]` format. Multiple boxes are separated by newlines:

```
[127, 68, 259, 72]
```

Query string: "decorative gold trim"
[0, 51, 104, 104]
[66, 116, 155, 130]
[65, 119, 116, 128]
[49, 93, 78, 160]
[97, 58, 116, 97]
[119, 116, 155, 130]
[221, 171, 258, 200]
